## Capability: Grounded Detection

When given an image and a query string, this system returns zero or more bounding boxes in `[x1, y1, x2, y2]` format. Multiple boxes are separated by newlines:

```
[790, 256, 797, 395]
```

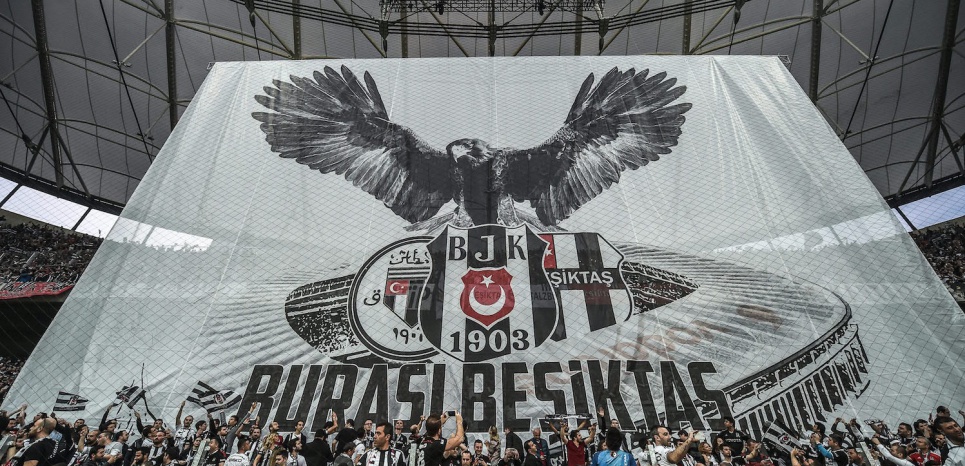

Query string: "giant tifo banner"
[6, 57, 963, 442]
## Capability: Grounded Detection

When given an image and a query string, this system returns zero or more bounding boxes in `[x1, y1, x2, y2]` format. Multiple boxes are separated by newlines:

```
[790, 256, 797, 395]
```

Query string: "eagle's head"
[446, 138, 493, 166]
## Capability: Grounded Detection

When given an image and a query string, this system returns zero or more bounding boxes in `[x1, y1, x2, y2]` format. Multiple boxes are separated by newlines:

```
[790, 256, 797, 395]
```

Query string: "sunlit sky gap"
[1, 175, 963, 242]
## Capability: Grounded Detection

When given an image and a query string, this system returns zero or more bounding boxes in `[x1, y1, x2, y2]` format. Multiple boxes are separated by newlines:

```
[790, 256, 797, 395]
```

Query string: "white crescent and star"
[469, 278, 506, 316]
[388, 281, 407, 293]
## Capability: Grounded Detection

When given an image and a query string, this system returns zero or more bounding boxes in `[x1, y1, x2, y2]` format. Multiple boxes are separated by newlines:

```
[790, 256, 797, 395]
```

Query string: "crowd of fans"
[911, 222, 965, 301]
[1, 402, 962, 466]
[0, 358, 25, 407]
[0, 216, 102, 287]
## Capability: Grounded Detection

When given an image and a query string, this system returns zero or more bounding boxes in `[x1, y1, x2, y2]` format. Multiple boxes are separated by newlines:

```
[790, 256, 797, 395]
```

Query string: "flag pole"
[141, 396, 159, 424]
[139, 364, 159, 422]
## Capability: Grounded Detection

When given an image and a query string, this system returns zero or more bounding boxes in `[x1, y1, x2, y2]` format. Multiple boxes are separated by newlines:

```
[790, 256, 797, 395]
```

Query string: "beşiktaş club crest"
[347, 224, 633, 362]
[258, 64, 695, 363]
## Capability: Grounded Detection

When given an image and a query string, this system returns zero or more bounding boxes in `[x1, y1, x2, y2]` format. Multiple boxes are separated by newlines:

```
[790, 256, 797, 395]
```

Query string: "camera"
[446, 410, 456, 416]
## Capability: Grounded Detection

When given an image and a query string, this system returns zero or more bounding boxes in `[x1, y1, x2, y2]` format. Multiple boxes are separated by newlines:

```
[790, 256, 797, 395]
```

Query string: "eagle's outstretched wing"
[504, 67, 692, 225]
[252, 65, 453, 223]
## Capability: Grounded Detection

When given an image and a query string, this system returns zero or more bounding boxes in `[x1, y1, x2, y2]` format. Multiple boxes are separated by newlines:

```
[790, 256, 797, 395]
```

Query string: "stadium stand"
[0, 215, 102, 300]
[0, 357, 24, 406]
[911, 221, 965, 302]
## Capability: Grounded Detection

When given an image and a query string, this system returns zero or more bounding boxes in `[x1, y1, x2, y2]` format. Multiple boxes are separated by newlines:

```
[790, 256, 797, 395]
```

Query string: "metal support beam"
[0, 183, 20, 208]
[924, 0, 960, 188]
[682, 0, 692, 54]
[808, 0, 823, 101]
[887, 172, 965, 209]
[488, 0, 497, 57]
[24, 125, 50, 176]
[72, 207, 91, 231]
[897, 131, 934, 196]
[53, 125, 90, 197]
[30, 0, 63, 188]
[940, 122, 964, 173]
[401, 3, 409, 58]
[165, 0, 179, 131]
[511, 3, 562, 56]
[894, 206, 916, 231]
[574, 3, 583, 55]
[0, 163, 124, 215]
[416, 0, 470, 57]
[332, 0, 386, 57]
[598, 0, 651, 55]
[293, 0, 303, 59]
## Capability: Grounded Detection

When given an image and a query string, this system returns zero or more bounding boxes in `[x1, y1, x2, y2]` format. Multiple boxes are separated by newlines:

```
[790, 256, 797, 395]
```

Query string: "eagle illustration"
[252, 65, 691, 230]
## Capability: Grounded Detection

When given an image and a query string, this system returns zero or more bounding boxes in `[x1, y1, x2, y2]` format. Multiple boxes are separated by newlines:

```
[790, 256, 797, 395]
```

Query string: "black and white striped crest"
[420, 225, 558, 362]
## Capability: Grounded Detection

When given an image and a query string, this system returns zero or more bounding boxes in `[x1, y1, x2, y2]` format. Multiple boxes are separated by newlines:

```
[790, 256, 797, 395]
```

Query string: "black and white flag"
[114, 385, 146, 408]
[186, 381, 242, 413]
[762, 420, 802, 455]
[53, 391, 89, 412]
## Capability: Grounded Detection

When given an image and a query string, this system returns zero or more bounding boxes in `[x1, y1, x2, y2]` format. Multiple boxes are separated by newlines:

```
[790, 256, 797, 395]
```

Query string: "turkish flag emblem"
[460, 268, 515, 327]
[385, 279, 410, 296]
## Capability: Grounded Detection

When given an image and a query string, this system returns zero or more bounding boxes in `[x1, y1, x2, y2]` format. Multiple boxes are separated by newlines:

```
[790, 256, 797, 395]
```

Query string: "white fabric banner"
[7, 56, 963, 442]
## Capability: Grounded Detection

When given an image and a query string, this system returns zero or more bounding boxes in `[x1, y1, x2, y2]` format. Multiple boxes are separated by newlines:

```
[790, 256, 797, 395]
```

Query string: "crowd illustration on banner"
[1, 383, 964, 466]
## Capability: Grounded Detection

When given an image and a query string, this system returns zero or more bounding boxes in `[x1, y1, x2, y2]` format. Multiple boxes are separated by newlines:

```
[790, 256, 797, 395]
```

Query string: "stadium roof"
[0, 0, 963, 216]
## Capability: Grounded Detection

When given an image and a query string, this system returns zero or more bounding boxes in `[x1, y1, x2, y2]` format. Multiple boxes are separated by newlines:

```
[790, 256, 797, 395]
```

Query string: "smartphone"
[446, 410, 456, 416]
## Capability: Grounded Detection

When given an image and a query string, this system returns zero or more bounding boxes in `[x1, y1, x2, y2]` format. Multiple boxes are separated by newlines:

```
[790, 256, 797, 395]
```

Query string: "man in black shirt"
[522, 442, 540, 466]
[471, 440, 489, 466]
[22, 418, 59, 466]
[826, 435, 849, 466]
[285, 422, 309, 451]
[717, 418, 746, 460]
[493, 449, 521, 466]
[526, 429, 549, 466]
[421, 413, 464, 466]
[303, 426, 337, 466]
[334, 421, 358, 457]
[504, 429, 523, 458]
[202, 439, 227, 466]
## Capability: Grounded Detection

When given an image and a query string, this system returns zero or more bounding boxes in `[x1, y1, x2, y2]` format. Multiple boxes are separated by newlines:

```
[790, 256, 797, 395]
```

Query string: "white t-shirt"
[652, 445, 676, 466]
[225, 453, 250, 466]
[287, 455, 308, 466]
[105, 442, 124, 458]
[944, 441, 964, 466]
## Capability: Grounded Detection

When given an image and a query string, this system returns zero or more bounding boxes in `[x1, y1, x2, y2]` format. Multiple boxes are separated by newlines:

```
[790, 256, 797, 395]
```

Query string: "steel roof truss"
[253, 10, 296, 57]
[940, 122, 964, 174]
[51, 124, 91, 197]
[415, 0, 470, 57]
[165, 0, 179, 131]
[31, 0, 63, 188]
[821, 18, 870, 62]
[924, 0, 960, 188]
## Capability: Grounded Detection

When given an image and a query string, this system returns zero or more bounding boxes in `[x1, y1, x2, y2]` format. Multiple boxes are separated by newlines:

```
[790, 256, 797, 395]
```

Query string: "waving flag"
[187, 381, 242, 413]
[114, 385, 146, 408]
[53, 391, 89, 412]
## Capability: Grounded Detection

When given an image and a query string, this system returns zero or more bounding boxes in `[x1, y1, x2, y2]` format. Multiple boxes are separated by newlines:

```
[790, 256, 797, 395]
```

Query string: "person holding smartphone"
[419, 412, 464, 466]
